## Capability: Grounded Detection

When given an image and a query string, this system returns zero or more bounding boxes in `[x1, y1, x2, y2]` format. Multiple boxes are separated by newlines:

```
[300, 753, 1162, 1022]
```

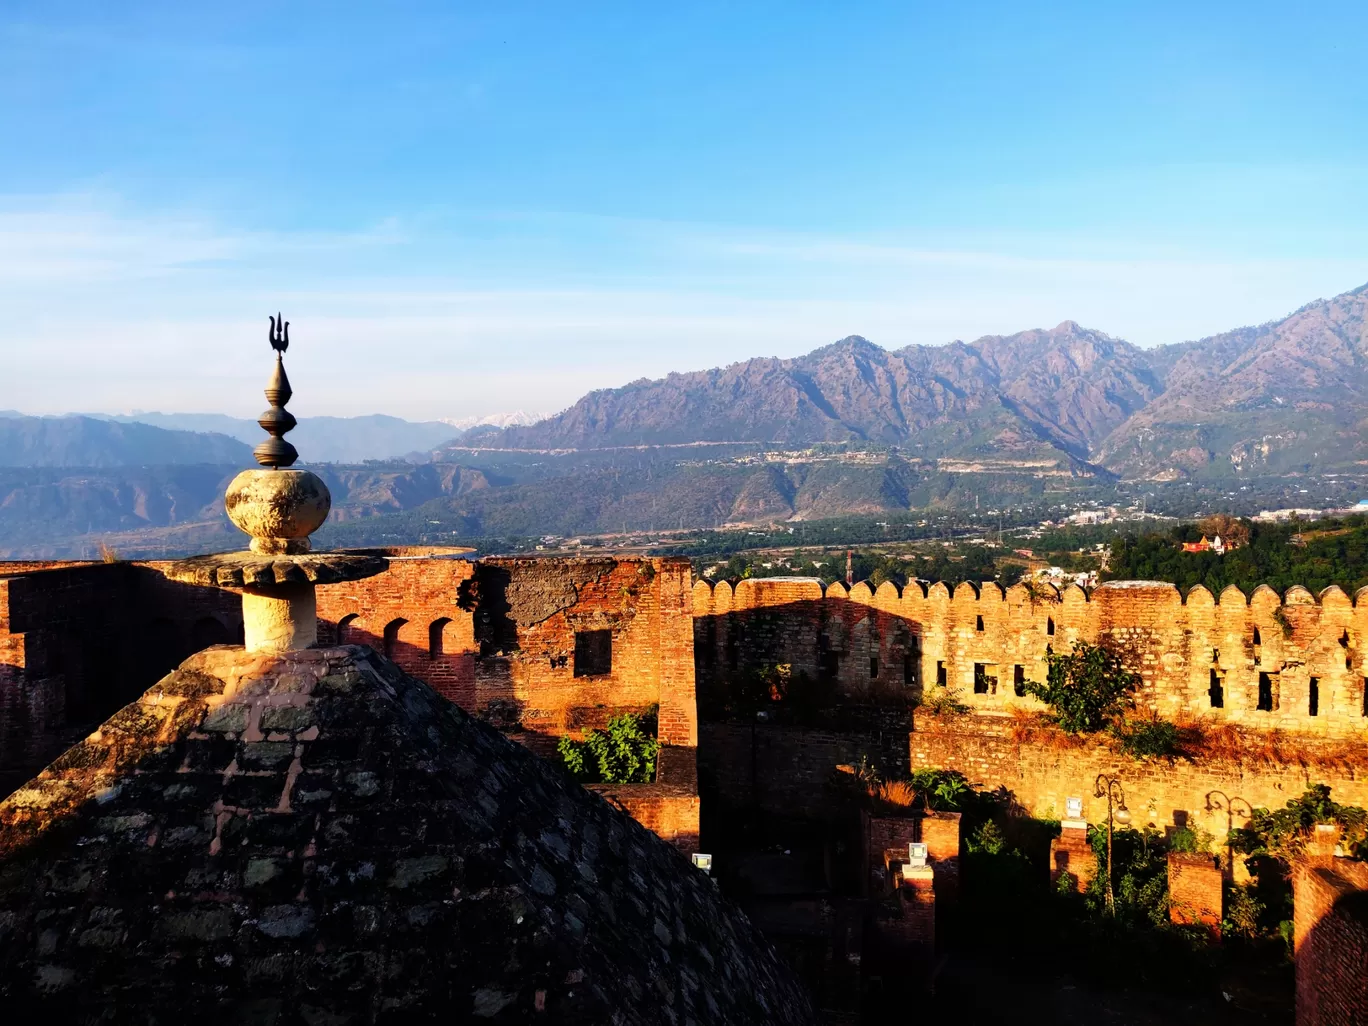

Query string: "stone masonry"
[0, 644, 817, 1024]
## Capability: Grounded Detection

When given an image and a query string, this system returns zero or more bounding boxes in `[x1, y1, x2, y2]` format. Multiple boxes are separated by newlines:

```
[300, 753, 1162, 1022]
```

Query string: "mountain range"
[473, 282, 1368, 482]
[3, 282, 1368, 556]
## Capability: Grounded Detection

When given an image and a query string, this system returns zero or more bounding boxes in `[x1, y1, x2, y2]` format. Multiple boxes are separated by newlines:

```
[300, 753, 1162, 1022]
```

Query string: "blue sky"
[3, 2, 1367, 420]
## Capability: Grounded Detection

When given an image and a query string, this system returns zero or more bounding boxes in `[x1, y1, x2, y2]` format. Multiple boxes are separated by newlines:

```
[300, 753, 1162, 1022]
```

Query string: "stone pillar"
[898, 864, 936, 957]
[1050, 819, 1095, 893]
[921, 811, 961, 903]
[242, 583, 317, 654]
[1167, 852, 1223, 937]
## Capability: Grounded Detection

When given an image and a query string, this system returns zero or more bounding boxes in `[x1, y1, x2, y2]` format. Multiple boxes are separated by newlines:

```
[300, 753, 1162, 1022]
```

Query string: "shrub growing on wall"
[1023, 641, 1141, 733]
[558, 713, 661, 784]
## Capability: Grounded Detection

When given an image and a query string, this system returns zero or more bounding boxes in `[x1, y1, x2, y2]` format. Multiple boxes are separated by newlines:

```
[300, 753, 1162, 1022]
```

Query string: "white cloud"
[0, 195, 1364, 421]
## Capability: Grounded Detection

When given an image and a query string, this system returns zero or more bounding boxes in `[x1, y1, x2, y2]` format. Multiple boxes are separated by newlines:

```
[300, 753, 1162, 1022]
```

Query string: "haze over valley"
[6, 282, 1368, 557]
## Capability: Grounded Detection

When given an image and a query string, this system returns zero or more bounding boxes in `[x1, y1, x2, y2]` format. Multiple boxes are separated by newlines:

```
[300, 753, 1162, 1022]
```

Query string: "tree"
[1023, 642, 1141, 733]
[1197, 513, 1251, 549]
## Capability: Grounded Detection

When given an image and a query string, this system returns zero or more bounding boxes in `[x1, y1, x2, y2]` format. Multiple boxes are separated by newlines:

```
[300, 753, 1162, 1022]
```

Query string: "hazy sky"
[3, 2, 1367, 421]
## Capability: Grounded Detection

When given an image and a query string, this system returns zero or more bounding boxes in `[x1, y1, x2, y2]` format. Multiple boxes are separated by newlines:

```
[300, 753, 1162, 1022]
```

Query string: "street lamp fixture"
[1094, 773, 1130, 914]
[1206, 789, 1252, 875]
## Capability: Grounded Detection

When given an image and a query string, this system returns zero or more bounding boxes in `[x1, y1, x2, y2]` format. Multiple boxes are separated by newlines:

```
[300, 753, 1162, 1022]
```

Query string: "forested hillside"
[1106, 516, 1368, 595]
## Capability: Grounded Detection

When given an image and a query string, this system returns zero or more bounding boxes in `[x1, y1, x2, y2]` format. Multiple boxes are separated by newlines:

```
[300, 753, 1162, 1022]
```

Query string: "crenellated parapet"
[692, 576, 1368, 737]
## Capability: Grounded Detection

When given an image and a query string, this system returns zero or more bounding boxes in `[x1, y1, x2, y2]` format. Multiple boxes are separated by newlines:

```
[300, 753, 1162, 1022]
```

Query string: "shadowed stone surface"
[165, 551, 387, 587]
[0, 645, 817, 1024]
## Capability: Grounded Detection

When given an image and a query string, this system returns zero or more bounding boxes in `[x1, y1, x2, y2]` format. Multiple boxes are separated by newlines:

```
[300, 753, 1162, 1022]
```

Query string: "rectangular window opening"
[869, 656, 879, 680]
[1013, 665, 1026, 698]
[573, 630, 612, 677]
[1309, 676, 1320, 717]
[903, 654, 914, 686]
[975, 615, 985, 632]
[974, 663, 992, 695]
[1257, 672, 1276, 712]
[936, 661, 947, 687]
[1208, 669, 1224, 709]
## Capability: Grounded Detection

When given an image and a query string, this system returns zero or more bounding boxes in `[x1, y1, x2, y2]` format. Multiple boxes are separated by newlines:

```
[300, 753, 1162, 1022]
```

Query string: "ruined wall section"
[314, 553, 701, 846]
[0, 562, 242, 796]
[694, 576, 1368, 737]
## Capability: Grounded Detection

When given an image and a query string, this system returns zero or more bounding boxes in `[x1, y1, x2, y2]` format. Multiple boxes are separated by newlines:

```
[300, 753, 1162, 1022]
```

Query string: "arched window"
[383, 618, 409, 660]
[336, 613, 360, 646]
[1046, 617, 1055, 637]
[429, 617, 452, 659]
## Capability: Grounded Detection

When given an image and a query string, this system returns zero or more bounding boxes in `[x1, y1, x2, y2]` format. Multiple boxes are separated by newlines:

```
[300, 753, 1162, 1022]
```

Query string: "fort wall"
[693, 576, 1368, 737]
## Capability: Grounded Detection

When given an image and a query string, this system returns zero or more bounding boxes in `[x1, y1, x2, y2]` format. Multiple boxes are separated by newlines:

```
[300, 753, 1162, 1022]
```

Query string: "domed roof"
[0, 646, 817, 1024]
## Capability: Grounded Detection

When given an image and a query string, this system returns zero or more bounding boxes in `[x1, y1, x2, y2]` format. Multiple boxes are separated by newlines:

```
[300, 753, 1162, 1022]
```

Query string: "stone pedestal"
[1050, 819, 1095, 893]
[1168, 852, 1223, 936]
[242, 582, 317, 653]
[163, 551, 386, 655]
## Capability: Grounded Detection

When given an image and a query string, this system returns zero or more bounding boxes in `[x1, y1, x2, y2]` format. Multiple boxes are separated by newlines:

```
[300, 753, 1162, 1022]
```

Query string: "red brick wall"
[588, 784, 700, 852]
[1168, 852, 1222, 934]
[314, 556, 697, 779]
[699, 712, 911, 823]
[1293, 859, 1368, 1026]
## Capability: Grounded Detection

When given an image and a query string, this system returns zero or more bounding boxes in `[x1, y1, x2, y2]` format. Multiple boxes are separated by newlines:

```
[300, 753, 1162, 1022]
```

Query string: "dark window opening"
[1046, 617, 1055, 637]
[975, 615, 985, 632]
[428, 617, 452, 659]
[383, 618, 408, 660]
[1212, 648, 1219, 664]
[1309, 677, 1320, 717]
[1252, 627, 1262, 665]
[974, 663, 995, 695]
[1257, 672, 1276, 712]
[191, 617, 229, 650]
[1013, 665, 1026, 697]
[869, 657, 879, 680]
[337, 613, 360, 646]
[903, 654, 914, 685]
[574, 630, 613, 677]
[936, 661, 947, 687]
[1209, 669, 1224, 708]
[820, 651, 840, 680]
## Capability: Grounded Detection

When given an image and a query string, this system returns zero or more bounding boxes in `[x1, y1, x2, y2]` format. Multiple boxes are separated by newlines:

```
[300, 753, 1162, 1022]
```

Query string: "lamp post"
[1094, 773, 1131, 914]
[1205, 789, 1252, 876]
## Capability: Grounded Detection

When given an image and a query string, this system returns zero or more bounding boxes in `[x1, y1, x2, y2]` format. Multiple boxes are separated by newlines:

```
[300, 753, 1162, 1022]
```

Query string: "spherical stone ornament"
[225, 468, 331, 554]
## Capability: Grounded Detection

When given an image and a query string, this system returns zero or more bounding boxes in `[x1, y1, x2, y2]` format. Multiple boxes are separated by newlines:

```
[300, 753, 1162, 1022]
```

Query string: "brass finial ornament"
[163, 315, 386, 653]
[255, 314, 299, 468]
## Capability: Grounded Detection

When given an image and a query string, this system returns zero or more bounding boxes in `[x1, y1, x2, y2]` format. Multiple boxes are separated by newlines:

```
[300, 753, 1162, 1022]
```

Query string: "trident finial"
[255, 314, 299, 468]
[269, 313, 290, 353]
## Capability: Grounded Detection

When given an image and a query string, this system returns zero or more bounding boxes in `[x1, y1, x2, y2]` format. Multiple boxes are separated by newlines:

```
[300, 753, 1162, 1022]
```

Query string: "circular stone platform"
[164, 551, 387, 588]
